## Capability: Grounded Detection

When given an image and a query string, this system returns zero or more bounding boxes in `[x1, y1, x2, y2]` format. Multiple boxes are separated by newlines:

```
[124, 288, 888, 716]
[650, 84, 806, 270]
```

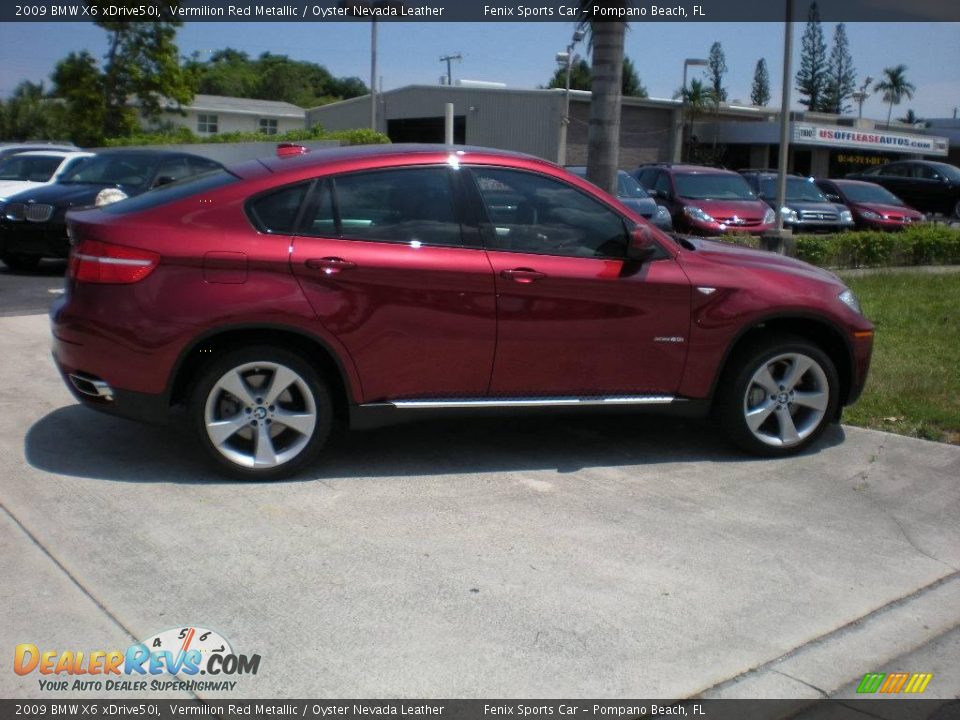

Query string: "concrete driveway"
[1, 310, 958, 700]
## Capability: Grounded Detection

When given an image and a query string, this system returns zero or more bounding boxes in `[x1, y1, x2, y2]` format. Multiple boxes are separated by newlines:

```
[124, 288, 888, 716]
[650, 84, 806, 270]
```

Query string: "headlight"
[763, 207, 776, 224]
[838, 288, 862, 314]
[95, 188, 128, 207]
[861, 210, 881, 220]
[683, 206, 715, 223]
[779, 207, 798, 223]
[840, 210, 854, 223]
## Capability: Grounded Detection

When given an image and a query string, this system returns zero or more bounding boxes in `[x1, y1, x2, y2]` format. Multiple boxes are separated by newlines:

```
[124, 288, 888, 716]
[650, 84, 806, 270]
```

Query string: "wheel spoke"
[206, 413, 249, 447]
[263, 365, 299, 406]
[793, 390, 828, 411]
[273, 409, 315, 436]
[782, 355, 813, 391]
[253, 424, 278, 467]
[218, 370, 256, 406]
[746, 399, 776, 432]
[775, 407, 801, 445]
[752, 366, 780, 395]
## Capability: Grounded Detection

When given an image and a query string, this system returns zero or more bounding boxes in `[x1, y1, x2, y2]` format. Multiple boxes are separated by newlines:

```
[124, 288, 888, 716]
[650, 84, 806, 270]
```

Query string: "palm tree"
[675, 79, 715, 161]
[874, 65, 916, 129]
[578, 3, 627, 195]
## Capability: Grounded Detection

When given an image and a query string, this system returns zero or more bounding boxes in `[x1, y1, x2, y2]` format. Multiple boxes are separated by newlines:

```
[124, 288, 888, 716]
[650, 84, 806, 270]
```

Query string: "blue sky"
[1, 21, 958, 120]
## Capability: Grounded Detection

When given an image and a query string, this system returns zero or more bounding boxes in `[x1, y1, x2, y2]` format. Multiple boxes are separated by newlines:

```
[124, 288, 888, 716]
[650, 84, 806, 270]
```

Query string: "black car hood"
[5, 182, 137, 210]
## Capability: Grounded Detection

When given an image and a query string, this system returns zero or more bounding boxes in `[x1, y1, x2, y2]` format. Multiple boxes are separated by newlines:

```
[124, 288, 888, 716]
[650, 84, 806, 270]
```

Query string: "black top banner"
[2, 0, 960, 23]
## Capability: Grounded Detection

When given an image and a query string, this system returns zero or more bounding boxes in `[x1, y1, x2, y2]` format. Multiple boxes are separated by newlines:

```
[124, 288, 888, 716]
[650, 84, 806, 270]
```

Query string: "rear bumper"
[54, 356, 170, 424]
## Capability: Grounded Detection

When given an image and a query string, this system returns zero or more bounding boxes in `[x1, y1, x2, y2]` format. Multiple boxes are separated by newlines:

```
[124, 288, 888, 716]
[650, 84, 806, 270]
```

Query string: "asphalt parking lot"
[1, 268, 959, 701]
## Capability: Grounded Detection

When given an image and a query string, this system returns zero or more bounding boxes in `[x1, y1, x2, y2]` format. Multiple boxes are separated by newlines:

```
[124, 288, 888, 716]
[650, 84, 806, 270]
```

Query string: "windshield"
[674, 173, 756, 200]
[617, 171, 650, 199]
[0, 154, 63, 182]
[930, 163, 960, 182]
[760, 177, 829, 202]
[839, 182, 904, 205]
[60, 154, 158, 188]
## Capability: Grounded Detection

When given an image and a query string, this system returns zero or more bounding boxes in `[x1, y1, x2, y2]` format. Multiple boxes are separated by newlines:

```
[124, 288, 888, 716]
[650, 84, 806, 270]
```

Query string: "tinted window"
[471, 167, 628, 259]
[760, 176, 829, 202]
[837, 182, 904, 205]
[101, 170, 238, 215]
[636, 168, 657, 187]
[930, 163, 960, 182]
[878, 164, 906, 177]
[61, 154, 159, 189]
[246, 182, 310, 234]
[617, 171, 650, 199]
[653, 172, 673, 196]
[333, 167, 461, 247]
[188, 156, 223, 175]
[0, 154, 63, 182]
[301, 180, 336, 236]
[155, 157, 191, 185]
[674, 173, 755, 200]
[915, 165, 942, 181]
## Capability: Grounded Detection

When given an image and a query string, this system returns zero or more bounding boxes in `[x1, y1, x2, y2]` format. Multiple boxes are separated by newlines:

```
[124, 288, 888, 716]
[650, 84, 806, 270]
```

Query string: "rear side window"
[330, 167, 462, 247]
[247, 182, 311, 234]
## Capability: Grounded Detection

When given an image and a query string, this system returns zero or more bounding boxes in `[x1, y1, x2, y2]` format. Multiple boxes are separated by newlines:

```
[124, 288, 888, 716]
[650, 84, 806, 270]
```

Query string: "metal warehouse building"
[306, 84, 949, 175]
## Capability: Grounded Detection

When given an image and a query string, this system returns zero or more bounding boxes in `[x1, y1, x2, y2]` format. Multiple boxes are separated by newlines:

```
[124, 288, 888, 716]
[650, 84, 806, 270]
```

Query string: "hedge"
[720, 225, 960, 269]
[103, 126, 390, 147]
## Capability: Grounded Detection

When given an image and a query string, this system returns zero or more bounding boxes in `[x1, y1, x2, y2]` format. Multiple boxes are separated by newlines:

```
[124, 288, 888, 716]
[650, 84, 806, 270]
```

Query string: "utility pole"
[370, 21, 378, 131]
[440, 53, 462, 86]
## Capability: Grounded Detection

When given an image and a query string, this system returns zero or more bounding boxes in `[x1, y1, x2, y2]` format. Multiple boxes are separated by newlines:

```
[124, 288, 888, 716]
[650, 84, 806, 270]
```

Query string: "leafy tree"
[796, 2, 828, 111]
[823, 23, 856, 114]
[706, 41, 728, 102]
[898, 109, 923, 125]
[546, 57, 647, 97]
[751, 58, 771, 106]
[875, 65, 916, 129]
[49, 52, 109, 146]
[0, 81, 69, 141]
[675, 78, 716, 161]
[87, 1, 197, 137]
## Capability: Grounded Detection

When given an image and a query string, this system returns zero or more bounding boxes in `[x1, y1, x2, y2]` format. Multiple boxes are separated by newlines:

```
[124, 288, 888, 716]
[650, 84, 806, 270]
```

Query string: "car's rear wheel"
[189, 346, 333, 480]
[717, 335, 839, 456]
[1, 253, 41, 272]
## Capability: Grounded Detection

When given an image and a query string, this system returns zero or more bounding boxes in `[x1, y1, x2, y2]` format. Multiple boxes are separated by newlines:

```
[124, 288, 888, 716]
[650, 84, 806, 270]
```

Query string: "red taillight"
[68, 240, 160, 284]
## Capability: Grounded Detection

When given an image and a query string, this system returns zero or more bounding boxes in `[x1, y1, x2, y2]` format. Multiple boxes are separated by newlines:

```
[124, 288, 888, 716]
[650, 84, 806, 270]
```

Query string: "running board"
[375, 395, 677, 409]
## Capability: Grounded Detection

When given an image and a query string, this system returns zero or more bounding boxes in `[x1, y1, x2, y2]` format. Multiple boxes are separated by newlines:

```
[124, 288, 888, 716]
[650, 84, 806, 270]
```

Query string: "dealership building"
[307, 84, 951, 175]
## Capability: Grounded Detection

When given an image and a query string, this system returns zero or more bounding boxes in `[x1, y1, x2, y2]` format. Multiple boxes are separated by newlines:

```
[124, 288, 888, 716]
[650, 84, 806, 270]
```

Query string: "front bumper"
[784, 220, 856, 234]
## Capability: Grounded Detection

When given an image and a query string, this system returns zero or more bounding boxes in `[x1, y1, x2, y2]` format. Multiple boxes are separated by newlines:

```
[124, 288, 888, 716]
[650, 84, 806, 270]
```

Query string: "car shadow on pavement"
[24, 404, 847, 484]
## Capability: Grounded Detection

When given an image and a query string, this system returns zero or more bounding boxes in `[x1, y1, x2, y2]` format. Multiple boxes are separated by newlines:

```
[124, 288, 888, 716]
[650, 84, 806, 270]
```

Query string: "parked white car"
[0, 150, 94, 201]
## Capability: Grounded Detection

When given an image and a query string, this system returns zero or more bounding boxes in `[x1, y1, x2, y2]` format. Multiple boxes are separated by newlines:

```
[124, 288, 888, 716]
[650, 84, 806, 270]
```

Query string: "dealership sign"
[793, 123, 949, 157]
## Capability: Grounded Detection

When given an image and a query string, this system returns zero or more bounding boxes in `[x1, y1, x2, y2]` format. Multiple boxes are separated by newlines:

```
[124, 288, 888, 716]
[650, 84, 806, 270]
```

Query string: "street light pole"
[774, 0, 794, 233]
[370, 20, 378, 131]
[556, 30, 584, 166]
[853, 76, 873, 119]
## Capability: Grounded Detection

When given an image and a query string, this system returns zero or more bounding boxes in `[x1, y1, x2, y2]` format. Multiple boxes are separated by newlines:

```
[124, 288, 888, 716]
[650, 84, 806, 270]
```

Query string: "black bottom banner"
[1, 700, 958, 720]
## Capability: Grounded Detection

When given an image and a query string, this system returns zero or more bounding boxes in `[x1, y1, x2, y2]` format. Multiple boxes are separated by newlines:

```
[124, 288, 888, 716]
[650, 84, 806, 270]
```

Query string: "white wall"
[149, 109, 305, 136]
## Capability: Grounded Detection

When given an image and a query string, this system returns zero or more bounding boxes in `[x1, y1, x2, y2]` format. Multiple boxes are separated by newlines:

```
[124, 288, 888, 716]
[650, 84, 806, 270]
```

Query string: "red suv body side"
[50, 146, 873, 472]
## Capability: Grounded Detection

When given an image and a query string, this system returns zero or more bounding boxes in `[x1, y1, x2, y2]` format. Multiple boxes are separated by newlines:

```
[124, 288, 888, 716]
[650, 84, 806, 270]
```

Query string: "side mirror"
[627, 225, 661, 262]
[154, 175, 177, 187]
[825, 193, 841, 203]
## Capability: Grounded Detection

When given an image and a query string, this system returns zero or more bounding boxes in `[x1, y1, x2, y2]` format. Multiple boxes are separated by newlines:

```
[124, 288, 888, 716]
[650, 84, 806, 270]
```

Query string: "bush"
[103, 125, 389, 147]
[793, 226, 960, 269]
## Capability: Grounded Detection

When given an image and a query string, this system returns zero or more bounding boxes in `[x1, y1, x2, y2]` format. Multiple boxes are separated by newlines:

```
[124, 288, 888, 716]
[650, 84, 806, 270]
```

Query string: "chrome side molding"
[373, 396, 676, 409]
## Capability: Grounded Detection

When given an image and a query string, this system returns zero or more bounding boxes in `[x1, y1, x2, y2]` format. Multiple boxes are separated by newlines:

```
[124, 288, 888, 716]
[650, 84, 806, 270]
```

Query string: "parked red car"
[815, 178, 925, 230]
[52, 145, 873, 479]
[635, 163, 776, 235]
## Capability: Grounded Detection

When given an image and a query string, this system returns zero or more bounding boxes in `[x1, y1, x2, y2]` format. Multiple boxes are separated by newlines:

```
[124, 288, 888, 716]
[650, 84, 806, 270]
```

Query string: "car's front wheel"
[189, 346, 333, 480]
[717, 335, 839, 456]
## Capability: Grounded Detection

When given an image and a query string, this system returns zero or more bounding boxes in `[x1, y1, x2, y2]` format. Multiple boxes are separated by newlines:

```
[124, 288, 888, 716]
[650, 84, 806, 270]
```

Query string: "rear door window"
[246, 182, 311, 234]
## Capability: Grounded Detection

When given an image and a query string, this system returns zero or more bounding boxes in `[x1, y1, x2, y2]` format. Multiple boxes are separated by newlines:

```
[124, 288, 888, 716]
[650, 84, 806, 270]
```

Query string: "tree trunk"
[586, 21, 625, 196]
[886, 102, 893, 130]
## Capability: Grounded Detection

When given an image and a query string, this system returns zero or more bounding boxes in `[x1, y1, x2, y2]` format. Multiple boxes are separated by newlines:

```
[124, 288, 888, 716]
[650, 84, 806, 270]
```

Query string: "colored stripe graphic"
[904, 673, 933, 693]
[857, 673, 885, 693]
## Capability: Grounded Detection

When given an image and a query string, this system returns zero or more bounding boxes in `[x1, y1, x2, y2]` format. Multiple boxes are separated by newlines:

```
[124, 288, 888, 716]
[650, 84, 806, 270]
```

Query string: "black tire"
[188, 345, 333, 480]
[953, 199, 960, 221]
[715, 334, 840, 457]
[1, 253, 42, 272]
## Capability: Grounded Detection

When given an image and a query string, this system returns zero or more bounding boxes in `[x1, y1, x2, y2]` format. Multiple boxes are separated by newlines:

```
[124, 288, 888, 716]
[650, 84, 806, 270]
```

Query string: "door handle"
[500, 268, 546, 284]
[305, 257, 357, 274]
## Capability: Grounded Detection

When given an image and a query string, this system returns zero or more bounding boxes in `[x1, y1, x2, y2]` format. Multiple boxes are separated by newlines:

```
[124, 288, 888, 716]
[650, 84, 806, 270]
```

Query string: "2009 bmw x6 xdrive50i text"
[51, 145, 874, 479]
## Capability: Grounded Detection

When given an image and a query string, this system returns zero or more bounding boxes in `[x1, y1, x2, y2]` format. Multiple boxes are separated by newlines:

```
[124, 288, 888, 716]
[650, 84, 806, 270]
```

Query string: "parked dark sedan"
[816, 179, 924, 231]
[0, 149, 223, 270]
[740, 171, 855, 233]
[846, 160, 960, 219]
[567, 166, 674, 232]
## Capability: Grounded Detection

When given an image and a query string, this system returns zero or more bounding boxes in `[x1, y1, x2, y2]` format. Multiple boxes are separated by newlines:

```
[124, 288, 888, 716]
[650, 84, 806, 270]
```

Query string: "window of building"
[259, 118, 278, 135]
[197, 114, 218, 134]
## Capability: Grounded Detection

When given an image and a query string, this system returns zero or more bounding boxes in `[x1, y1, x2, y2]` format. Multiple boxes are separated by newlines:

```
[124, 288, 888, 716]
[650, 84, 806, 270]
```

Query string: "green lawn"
[839, 271, 960, 444]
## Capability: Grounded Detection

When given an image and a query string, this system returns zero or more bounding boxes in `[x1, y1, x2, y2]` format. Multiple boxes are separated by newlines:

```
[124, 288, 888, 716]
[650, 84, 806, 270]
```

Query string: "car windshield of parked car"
[930, 163, 960, 182]
[674, 174, 756, 200]
[99, 169, 238, 215]
[617, 171, 650, 199]
[839, 183, 905, 205]
[0, 154, 63, 182]
[760, 177, 829, 202]
[59, 154, 157, 188]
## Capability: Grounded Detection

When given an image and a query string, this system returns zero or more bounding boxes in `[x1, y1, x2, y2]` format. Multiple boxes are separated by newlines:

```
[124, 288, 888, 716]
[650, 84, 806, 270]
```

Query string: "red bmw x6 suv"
[51, 145, 874, 479]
